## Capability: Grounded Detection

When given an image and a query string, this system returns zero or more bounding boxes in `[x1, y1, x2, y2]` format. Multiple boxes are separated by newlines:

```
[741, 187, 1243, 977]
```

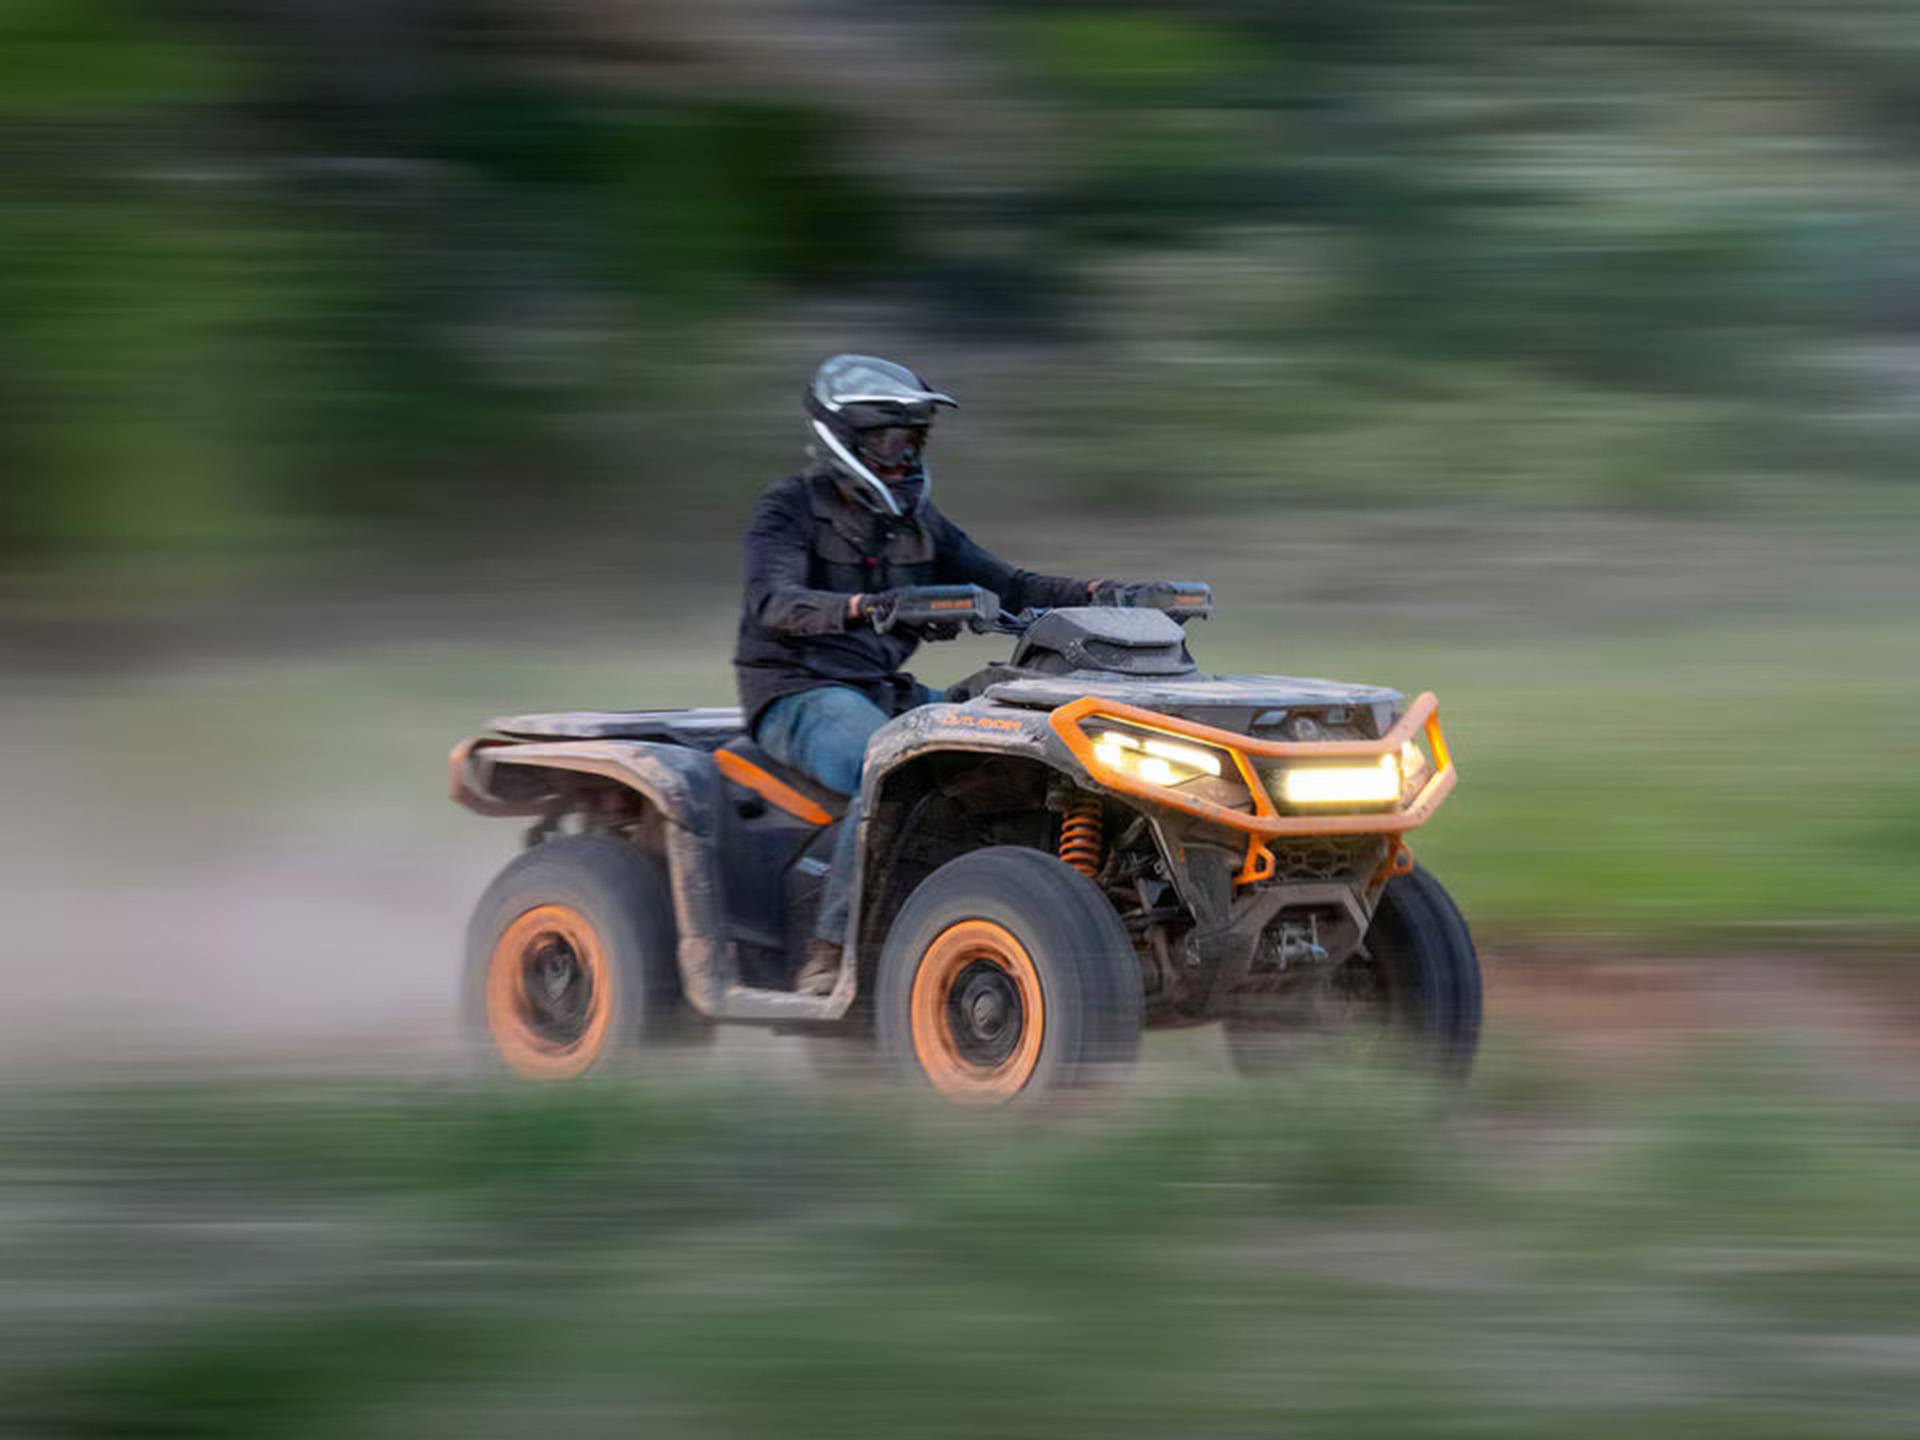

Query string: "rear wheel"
[465, 835, 699, 1078]
[1224, 866, 1480, 1077]
[876, 847, 1142, 1102]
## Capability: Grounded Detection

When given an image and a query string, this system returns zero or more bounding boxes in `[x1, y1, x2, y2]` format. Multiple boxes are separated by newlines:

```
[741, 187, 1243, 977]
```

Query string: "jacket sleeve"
[743, 486, 849, 636]
[929, 509, 1092, 612]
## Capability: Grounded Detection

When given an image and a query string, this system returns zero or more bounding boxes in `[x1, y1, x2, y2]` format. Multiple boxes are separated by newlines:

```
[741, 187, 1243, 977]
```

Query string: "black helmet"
[805, 354, 956, 515]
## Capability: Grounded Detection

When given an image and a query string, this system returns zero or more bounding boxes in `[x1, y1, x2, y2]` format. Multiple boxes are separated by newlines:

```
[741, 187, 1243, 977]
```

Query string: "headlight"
[1092, 729, 1224, 786]
[1276, 752, 1401, 806]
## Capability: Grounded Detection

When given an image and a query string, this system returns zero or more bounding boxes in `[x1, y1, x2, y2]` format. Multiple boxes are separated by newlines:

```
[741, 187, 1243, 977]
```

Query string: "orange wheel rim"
[485, 904, 613, 1079]
[909, 920, 1044, 1102]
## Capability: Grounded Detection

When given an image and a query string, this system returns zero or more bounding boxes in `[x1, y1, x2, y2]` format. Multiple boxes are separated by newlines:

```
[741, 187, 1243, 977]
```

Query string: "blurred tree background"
[7, 0, 1920, 562]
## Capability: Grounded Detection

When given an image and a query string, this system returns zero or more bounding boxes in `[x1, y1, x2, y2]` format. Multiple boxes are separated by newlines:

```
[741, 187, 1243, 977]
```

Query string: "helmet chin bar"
[811, 419, 936, 515]
[811, 419, 898, 515]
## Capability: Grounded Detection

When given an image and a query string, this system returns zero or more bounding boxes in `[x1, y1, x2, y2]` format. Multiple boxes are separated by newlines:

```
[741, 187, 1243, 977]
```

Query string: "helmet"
[804, 354, 957, 515]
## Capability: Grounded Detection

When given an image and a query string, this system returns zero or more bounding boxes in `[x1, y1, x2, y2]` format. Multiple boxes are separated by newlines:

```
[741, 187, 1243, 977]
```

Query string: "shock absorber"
[1058, 794, 1105, 878]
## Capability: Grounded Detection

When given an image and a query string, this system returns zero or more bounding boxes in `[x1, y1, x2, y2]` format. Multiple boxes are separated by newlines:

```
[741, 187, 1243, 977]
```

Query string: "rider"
[735, 354, 1146, 994]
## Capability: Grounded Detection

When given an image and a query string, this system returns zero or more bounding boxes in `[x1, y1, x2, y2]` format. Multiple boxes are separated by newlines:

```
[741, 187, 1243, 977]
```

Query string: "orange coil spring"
[1058, 796, 1104, 878]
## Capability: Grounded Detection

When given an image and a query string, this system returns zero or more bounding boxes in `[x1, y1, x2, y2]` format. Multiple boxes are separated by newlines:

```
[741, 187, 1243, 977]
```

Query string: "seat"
[490, 707, 744, 750]
[715, 736, 849, 825]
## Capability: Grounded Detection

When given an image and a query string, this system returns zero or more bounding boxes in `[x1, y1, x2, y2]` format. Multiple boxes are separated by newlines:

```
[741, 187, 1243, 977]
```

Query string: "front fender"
[857, 700, 1071, 803]
[844, 701, 1083, 969]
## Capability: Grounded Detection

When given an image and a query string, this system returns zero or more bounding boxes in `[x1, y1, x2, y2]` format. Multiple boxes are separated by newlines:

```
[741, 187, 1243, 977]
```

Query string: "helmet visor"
[856, 425, 928, 470]
[840, 399, 939, 431]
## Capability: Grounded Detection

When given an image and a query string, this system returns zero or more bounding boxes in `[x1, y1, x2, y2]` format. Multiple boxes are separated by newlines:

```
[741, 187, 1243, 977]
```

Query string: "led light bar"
[1278, 753, 1401, 806]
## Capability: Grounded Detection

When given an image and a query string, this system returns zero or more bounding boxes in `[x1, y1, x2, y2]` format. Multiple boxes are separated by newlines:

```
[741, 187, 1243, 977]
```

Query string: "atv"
[450, 583, 1477, 1101]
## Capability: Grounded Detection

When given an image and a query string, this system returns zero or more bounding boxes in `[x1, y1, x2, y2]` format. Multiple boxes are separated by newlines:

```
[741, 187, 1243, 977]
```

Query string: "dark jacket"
[734, 468, 1091, 731]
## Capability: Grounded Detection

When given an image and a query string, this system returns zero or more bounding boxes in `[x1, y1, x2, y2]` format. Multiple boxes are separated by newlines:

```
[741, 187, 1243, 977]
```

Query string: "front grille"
[1265, 835, 1387, 884]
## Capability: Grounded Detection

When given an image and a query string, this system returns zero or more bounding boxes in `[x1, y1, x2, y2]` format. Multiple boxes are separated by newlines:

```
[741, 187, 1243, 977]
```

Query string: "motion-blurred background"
[3, 3, 1918, 1435]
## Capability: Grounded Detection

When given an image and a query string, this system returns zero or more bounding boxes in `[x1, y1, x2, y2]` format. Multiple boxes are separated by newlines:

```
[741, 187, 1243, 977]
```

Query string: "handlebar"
[874, 581, 1213, 639]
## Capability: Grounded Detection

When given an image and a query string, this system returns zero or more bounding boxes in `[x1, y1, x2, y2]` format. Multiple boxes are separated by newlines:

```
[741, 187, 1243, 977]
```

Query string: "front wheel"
[876, 847, 1143, 1103]
[1225, 866, 1480, 1078]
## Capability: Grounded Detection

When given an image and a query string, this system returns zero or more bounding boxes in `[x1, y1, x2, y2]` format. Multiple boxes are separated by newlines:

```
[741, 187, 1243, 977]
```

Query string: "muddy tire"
[465, 835, 700, 1079]
[1225, 866, 1480, 1077]
[876, 846, 1142, 1102]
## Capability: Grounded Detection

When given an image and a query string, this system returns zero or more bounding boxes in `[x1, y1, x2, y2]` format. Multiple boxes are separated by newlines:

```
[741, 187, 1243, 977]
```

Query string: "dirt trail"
[5, 861, 1914, 1087]
[1484, 947, 1920, 1098]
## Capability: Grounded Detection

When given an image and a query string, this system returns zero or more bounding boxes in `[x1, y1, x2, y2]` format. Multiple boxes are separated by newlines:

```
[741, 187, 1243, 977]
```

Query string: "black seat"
[716, 736, 850, 822]
[491, 707, 744, 750]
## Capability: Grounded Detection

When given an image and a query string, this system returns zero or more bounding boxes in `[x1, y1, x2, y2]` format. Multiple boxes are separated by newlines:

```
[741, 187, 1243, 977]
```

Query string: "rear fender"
[468, 740, 735, 1017]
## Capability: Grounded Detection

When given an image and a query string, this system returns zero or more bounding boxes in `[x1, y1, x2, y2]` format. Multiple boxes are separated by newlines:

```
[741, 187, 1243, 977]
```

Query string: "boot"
[793, 938, 841, 996]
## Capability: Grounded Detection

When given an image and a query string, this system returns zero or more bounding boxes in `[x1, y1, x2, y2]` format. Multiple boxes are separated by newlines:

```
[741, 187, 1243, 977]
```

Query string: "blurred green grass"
[3, 1057, 1917, 1437]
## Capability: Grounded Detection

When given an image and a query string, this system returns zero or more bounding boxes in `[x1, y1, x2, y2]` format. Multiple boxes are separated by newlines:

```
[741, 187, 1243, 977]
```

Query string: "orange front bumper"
[1048, 691, 1457, 885]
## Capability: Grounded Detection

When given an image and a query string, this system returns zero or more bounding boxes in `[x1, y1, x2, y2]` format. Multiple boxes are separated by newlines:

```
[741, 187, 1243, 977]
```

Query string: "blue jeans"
[757, 683, 936, 946]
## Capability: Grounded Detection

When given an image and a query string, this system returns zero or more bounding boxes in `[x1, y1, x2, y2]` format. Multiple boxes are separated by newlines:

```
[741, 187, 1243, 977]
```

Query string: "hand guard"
[1090, 580, 1213, 619]
[862, 584, 1001, 637]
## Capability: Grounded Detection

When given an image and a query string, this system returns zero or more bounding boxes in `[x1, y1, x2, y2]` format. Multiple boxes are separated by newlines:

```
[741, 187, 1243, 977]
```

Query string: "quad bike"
[450, 583, 1477, 1101]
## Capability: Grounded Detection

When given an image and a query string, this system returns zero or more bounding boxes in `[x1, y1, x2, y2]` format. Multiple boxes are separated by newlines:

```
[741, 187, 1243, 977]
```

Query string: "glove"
[1090, 580, 1158, 608]
[852, 590, 903, 632]
[915, 620, 964, 642]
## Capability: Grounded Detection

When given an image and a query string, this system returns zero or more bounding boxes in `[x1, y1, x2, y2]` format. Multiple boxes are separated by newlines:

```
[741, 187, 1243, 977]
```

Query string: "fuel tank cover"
[1009, 606, 1196, 677]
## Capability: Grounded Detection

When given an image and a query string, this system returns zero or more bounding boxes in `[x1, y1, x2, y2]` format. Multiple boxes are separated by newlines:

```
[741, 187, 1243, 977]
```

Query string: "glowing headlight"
[1092, 729, 1224, 785]
[1278, 752, 1401, 806]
